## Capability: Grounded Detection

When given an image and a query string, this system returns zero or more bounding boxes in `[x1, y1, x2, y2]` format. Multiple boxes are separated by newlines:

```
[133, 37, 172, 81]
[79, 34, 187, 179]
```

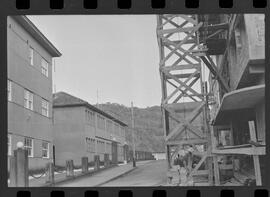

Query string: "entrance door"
[111, 141, 118, 164]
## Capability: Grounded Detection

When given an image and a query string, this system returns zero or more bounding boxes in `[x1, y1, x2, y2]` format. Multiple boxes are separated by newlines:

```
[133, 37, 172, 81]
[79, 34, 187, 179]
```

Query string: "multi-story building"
[7, 16, 61, 170]
[53, 92, 127, 167]
[201, 14, 265, 185]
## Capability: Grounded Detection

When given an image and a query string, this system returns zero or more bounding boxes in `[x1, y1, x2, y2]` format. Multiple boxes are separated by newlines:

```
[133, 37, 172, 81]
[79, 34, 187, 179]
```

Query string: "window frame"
[89, 111, 95, 125]
[41, 141, 49, 158]
[120, 126, 125, 137]
[24, 89, 34, 110]
[97, 114, 105, 130]
[41, 58, 49, 77]
[24, 137, 34, 157]
[86, 110, 95, 125]
[107, 120, 113, 133]
[114, 123, 119, 136]
[41, 98, 49, 117]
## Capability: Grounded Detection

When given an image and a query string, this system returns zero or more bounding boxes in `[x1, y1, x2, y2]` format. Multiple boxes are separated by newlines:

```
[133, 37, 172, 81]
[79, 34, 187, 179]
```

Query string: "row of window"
[86, 138, 95, 152]
[8, 135, 49, 158]
[8, 80, 49, 117]
[85, 137, 112, 154]
[85, 109, 125, 137]
[29, 47, 49, 77]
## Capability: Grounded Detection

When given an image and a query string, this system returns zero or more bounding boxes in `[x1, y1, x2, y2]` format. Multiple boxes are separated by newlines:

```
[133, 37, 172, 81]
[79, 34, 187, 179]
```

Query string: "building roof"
[53, 91, 128, 127]
[12, 16, 62, 57]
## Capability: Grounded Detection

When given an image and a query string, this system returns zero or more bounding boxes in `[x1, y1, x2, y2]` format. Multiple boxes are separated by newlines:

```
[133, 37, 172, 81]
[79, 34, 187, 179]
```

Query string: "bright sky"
[28, 15, 161, 108]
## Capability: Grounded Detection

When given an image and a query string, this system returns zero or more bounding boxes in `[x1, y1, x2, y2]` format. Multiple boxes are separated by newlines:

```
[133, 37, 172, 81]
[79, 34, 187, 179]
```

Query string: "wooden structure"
[156, 15, 214, 185]
[157, 14, 265, 186]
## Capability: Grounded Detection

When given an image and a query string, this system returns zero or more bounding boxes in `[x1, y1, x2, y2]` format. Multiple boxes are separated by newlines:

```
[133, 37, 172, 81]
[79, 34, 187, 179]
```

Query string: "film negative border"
[12, 0, 270, 10]
[5, 188, 270, 197]
[0, 0, 269, 197]
[0, 0, 269, 14]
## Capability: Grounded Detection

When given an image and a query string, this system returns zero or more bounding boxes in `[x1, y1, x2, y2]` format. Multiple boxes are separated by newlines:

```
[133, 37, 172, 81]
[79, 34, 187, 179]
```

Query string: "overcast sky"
[28, 15, 161, 108]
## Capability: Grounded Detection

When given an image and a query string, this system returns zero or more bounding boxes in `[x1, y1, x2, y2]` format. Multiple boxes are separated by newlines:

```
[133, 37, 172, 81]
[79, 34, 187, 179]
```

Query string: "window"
[120, 126, 125, 137]
[89, 111, 95, 125]
[41, 99, 49, 117]
[41, 58, 48, 77]
[86, 138, 95, 153]
[107, 120, 113, 133]
[7, 80, 12, 101]
[86, 110, 95, 125]
[24, 90, 33, 110]
[114, 123, 119, 136]
[97, 114, 105, 130]
[8, 134, 12, 156]
[29, 47, 34, 66]
[42, 141, 49, 158]
[24, 138, 33, 157]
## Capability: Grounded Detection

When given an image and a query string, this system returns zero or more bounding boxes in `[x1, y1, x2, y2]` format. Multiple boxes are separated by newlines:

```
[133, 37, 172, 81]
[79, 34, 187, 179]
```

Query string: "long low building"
[53, 92, 128, 167]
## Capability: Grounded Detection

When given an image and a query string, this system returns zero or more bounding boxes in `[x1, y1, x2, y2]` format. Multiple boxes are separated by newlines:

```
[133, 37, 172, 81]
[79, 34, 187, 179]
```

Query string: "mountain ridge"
[96, 103, 165, 152]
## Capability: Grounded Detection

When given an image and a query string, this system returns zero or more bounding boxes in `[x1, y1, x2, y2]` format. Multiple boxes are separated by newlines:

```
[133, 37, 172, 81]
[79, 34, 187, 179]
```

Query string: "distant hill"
[96, 103, 165, 152]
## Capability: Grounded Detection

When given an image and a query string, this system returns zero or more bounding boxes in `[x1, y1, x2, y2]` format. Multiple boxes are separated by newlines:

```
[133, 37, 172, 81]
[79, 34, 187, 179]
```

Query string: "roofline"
[53, 103, 128, 127]
[12, 16, 62, 57]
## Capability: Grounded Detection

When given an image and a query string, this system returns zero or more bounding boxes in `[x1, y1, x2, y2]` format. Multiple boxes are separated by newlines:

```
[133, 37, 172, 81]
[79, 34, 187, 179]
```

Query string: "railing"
[8, 149, 114, 187]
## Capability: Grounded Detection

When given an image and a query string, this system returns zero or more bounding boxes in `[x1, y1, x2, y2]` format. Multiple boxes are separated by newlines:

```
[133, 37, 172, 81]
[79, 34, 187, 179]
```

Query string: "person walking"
[174, 154, 187, 185]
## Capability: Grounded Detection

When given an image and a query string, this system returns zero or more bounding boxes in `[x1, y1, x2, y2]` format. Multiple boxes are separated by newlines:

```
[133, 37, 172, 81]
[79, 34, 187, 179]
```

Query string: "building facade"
[204, 14, 265, 185]
[53, 92, 127, 167]
[7, 16, 61, 170]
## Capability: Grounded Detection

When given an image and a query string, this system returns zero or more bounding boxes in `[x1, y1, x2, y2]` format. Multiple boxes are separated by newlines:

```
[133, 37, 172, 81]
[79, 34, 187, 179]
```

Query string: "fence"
[9, 147, 112, 187]
[9, 146, 154, 186]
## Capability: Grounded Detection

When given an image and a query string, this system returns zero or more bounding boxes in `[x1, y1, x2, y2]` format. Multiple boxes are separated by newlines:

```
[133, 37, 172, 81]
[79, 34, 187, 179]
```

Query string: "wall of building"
[53, 107, 86, 167]
[208, 14, 265, 184]
[53, 105, 127, 166]
[7, 16, 54, 170]
[228, 14, 265, 90]
[7, 17, 53, 99]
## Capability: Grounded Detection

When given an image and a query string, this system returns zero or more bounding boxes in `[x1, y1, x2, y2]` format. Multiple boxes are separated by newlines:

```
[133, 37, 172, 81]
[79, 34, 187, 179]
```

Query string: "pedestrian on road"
[174, 154, 187, 185]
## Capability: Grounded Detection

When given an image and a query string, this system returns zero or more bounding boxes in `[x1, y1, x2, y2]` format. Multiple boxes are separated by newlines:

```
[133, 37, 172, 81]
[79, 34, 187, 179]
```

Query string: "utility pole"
[96, 89, 99, 109]
[131, 102, 136, 167]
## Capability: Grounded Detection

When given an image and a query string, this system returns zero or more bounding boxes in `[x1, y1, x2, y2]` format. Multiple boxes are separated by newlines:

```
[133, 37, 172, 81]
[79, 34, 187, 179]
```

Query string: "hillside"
[96, 103, 165, 152]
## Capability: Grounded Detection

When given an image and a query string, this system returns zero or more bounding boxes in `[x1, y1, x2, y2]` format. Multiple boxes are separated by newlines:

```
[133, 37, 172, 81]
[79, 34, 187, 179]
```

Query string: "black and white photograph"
[7, 14, 265, 187]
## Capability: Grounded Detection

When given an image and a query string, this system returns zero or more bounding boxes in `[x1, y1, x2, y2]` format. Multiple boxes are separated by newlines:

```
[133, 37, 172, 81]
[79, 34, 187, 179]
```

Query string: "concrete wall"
[228, 14, 265, 90]
[7, 16, 54, 170]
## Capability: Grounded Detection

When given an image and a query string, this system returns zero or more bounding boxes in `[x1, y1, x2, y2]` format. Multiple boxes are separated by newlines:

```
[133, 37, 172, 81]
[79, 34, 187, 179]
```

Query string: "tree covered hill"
[96, 103, 165, 152]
